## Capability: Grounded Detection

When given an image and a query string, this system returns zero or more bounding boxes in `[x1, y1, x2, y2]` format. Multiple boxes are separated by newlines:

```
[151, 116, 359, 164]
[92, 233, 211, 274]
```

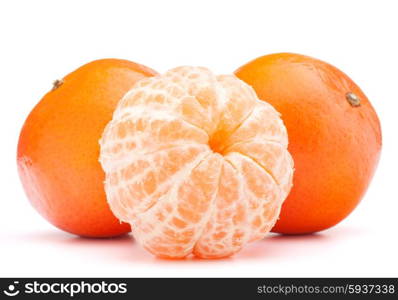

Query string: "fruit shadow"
[236, 226, 364, 261]
[19, 230, 149, 263]
[22, 230, 234, 264]
[236, 232, 327, 260]
[23, 226, 359, 264]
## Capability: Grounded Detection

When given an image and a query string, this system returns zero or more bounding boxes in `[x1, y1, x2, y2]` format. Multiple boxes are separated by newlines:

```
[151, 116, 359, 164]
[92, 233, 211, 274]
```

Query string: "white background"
[1, 0, 397, 277]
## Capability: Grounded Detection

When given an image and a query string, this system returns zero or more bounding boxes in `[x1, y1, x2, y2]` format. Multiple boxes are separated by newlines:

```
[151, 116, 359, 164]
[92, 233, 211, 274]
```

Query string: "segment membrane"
[99, 67, 294, 258]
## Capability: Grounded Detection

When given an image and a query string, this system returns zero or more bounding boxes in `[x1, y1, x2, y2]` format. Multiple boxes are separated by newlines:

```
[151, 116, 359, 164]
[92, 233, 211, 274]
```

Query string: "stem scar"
[346, 92, 361, 107]
[51, 79, 64, 91]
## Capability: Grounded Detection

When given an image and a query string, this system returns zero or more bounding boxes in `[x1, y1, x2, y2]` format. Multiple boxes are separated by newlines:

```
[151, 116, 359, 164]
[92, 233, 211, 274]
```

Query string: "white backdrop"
[1, 0, 397, 277]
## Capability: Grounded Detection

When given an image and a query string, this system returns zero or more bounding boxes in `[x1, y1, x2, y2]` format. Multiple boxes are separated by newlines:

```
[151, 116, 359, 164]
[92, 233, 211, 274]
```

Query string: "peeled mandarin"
[99, 66, 294, 258]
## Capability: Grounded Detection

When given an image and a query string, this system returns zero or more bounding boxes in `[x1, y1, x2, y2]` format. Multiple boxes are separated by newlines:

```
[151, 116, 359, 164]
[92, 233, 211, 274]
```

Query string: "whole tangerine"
[17, 59, 157, 237]
[235, 53, 382, 234]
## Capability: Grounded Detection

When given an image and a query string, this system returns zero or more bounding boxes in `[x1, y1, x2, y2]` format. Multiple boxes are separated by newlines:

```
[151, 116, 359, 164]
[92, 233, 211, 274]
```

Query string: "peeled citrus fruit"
[235, 53, 382, 234]
[99, 66, 294, 258]
[17, 59, 157, 237]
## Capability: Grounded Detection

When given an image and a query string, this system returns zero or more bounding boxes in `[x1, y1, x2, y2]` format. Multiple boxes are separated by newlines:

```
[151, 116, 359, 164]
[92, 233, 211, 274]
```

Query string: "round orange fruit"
[235, 53, 382, 234]
[17, 59, 157, 237]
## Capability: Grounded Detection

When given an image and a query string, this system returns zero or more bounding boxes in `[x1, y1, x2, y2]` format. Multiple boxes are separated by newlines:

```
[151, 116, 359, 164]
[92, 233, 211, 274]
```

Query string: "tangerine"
[17, 59, 157, 237]
[99, 66, 294, 258]
[235, 53, 382, 234]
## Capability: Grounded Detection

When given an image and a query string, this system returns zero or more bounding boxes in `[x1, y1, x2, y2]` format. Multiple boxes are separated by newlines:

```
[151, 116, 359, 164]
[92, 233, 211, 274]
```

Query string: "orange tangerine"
[235, 53, 382, 234]
[17, 59, 157, 237]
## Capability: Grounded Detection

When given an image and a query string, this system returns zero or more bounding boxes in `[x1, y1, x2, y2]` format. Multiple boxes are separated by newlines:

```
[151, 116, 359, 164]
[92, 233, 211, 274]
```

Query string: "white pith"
[99, 66, 294, 258]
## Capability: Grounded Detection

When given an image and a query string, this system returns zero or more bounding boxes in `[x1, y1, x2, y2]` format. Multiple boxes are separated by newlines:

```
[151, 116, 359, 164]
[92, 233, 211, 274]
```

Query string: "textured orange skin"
[17, 59, 158, 237]
[235, 53, 382, 234]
